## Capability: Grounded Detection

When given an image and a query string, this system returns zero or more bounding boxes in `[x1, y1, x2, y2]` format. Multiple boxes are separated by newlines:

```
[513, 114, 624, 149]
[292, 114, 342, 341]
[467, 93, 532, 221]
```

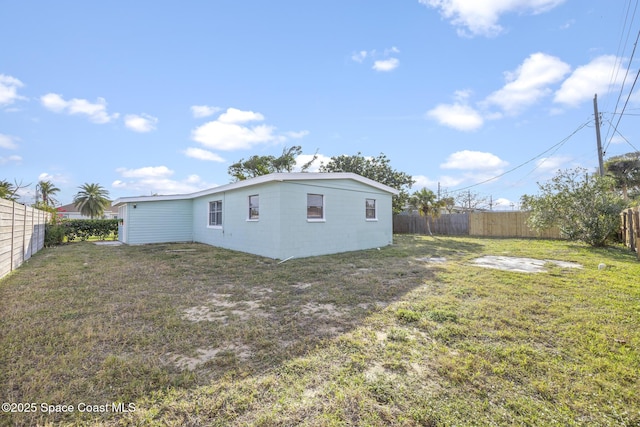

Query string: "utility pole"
[593, 94, 605, 176]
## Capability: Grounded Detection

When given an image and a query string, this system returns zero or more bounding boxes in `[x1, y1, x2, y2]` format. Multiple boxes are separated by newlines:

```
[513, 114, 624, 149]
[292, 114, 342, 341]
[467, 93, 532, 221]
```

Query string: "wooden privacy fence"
[393, 213, 469, 235]
[394, 211, 562, 239]
[620, 207, 640, 260]
[0, 198, 50, 279]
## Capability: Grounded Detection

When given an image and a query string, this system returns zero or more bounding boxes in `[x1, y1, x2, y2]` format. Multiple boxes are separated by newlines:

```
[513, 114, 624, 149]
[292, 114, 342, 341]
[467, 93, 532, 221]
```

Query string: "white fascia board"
[112, 173, 399, 207]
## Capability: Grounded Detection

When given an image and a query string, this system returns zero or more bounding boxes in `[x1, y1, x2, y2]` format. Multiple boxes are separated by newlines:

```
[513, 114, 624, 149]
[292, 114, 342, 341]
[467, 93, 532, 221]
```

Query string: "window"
[307, 194, 324, 220]
[365, 198, 377, 219]
[248, 195, 259, 220]
[209, 200, 222, 226]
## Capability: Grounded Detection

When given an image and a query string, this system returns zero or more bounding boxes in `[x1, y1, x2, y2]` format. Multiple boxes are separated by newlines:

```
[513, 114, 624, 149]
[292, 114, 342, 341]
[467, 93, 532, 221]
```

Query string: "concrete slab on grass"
[471, 255, 582, 273]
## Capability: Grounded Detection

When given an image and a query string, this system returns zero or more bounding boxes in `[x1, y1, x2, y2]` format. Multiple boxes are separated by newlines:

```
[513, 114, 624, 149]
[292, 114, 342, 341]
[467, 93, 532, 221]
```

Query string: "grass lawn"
[1, 235, 639, 426]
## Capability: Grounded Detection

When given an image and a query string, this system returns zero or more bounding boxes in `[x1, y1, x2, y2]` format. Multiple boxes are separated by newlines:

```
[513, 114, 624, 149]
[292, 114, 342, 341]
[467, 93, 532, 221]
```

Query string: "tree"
[319, 152, 414, 214]
[520, 167, 625, 247]
[73, 183, 111, 219]
[455, 190, 489, 212]
[408, 188, 445, 236]
[0, 180, 18, 201]
[0, 179, 29, 201]
[228, 146, 317, 181]
[37, 180, 60, 207]
[604, 151, 640, 202]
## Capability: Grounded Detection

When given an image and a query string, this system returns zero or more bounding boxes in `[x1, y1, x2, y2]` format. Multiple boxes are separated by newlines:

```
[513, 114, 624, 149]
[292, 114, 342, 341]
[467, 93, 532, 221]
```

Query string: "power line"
[604, 60, 640, 155]
[447, 120, 592, 194]
[602, 118, 640, 152]
[604, 0, 639, 141]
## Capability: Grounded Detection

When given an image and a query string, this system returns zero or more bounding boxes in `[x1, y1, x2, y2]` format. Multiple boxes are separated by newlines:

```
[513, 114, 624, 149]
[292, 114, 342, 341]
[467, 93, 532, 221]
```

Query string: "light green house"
[112, 173, 398, 259]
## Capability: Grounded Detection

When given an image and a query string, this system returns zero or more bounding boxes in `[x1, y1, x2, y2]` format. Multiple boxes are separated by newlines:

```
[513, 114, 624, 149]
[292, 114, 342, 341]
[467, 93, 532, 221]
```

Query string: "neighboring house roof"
[57, 202, 119, 214]
[113, 173, 400, 206]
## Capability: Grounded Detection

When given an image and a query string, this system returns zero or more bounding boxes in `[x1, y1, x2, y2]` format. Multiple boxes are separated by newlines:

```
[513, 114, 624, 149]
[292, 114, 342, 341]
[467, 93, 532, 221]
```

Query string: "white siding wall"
[276, 180, 393, 259]
[124, 200, 193, 244]
[192, 182, 282, 258]
[118, 177, 394, 259]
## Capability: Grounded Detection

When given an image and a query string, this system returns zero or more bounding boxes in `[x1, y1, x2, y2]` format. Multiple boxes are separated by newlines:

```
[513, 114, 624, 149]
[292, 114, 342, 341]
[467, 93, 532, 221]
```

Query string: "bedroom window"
[209, 200, 222, 227]
[248, 195, 259, 220]
[365, 198, 377, 220]
[307, 194, 324, 220]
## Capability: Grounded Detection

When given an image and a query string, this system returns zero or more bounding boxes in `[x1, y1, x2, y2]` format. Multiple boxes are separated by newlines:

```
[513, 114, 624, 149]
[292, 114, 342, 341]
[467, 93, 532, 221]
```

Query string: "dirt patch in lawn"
[182, 293, 266, 323]
[168, 343, 253, 370]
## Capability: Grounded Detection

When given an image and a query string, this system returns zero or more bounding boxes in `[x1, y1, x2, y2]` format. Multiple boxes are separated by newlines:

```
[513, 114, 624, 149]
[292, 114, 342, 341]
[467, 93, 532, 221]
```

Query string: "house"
[57, 202, 119, 219]
[112, 172, 399, 259]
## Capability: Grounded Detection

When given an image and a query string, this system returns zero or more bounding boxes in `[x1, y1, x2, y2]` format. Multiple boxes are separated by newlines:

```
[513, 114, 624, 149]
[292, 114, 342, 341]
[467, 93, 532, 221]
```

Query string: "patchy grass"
[1, 235, 639, 426]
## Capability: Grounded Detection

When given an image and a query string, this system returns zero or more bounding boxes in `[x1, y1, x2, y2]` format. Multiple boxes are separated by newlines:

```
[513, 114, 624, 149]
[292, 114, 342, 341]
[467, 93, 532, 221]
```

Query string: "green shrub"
[61, 219, 119, 241]
[44, 224, 65, 247]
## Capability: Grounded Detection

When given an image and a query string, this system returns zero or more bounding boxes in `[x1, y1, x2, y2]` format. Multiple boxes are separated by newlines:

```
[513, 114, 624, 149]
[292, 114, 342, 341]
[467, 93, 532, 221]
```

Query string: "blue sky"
[2, 0, 640, 210]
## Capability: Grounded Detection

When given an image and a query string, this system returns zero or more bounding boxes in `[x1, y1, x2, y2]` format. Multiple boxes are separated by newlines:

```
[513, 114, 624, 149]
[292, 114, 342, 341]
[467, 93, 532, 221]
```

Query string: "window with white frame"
[209, 200, 222, 226]
[365, 198, 377, 219]
[307, 194, 324, 220]
[248, 195, 259, 220]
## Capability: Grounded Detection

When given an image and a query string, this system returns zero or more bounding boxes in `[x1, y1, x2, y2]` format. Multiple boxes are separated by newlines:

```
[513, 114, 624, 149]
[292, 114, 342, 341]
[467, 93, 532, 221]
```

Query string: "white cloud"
[40, 93, 119, 124]
[0, 74, 26, 106]
[373, 58, 400, 72]
[124, 114, 158, 133]
[534, 155, 572, 173]
[0, 154, 21, 165]
[412, 174, 465, 191]
[294, 153, 332, 172]
[426, 103, 484, 131]
[113, 168, 214, 196]
[191, 107, 304, 151]
[115, 166, 174, 178]
[351, 50, 368, 63]
[554, 55, 624, 107]
[352, 47, 400, 72]
[493, 197, 518, 210]
[184, 147, 226, 162]
[420, 0, 566, 37]
[0, 133, 18, 149]
[441, 150, 508, 170]
[191, 105, 222, 118]
[285, 130, 310, 139]
[484, 52, 571, 113]
[192, 121, 277, 151]
[218, 107, 264, 124]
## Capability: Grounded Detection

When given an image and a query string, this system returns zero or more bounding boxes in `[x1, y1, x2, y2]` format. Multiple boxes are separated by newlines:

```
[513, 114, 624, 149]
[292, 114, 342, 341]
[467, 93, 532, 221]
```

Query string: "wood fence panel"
[393, 214, 469, 235]
[469, 211, 561, 239]
[394, 212, 561, 239]
[0, 198, 50, 280]
[620, 207, 640, 259]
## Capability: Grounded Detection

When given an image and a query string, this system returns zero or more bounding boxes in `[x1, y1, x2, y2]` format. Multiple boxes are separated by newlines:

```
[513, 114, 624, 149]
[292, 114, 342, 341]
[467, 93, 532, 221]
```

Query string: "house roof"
[112, 172, 400, 207]
[57, 201, 118, 213]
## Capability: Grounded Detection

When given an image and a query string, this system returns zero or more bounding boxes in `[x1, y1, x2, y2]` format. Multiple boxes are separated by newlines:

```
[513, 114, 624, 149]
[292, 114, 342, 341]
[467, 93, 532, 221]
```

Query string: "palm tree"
[604, 152, 640, 201]
[38, 180, 60, 207]
[0, 180, 17, 201]
[73, 183, 110, 219]
[408, 188, 445, 236]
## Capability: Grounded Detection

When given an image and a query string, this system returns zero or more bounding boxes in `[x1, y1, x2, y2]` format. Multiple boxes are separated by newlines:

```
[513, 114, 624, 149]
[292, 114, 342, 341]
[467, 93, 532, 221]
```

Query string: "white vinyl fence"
[0, 198, 50, 279]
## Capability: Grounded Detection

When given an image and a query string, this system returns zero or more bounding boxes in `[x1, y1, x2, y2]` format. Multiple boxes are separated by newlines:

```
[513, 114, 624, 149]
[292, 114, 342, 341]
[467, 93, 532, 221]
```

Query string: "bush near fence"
[63, 219, 119, 242]
[394, 211, 562, 239]
[0, 198, 50, 279]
